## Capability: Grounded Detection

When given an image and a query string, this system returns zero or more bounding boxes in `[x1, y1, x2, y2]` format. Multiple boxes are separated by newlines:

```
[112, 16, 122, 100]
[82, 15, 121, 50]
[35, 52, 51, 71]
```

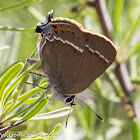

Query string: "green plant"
[0, 0, 140, 140]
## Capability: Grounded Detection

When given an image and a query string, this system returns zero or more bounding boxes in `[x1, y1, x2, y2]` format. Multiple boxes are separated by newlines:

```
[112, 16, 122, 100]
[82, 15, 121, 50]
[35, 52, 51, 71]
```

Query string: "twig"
[115, 63, 134, 96]
[95, 0, 113, 38]
[0, 120, 27, 135]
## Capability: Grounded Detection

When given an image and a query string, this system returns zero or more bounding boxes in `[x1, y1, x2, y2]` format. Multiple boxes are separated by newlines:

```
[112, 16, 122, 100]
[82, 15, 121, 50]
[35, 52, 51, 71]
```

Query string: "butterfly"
[27, 10, 117, 106]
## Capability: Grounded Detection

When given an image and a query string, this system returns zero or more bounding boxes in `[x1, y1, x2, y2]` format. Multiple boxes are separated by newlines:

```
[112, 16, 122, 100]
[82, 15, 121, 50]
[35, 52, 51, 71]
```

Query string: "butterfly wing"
[39, 19, 117, 95]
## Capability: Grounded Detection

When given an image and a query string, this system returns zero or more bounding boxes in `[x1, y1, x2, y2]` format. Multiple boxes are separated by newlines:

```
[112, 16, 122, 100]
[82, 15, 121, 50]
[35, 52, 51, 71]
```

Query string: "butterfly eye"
[65, 96, 74, 105]
[65, 96, 75, 105]
[35, 26, 42, 33]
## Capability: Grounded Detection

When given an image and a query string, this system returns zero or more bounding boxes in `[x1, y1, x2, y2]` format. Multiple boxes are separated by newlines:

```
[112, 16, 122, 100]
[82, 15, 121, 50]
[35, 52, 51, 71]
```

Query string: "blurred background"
[0, 0, 140, 140]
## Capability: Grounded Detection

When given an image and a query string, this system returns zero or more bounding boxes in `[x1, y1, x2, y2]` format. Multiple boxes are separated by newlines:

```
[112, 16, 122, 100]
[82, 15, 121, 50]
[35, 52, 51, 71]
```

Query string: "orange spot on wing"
[60, 28, 64, 31]
[52, 27, 58, 32]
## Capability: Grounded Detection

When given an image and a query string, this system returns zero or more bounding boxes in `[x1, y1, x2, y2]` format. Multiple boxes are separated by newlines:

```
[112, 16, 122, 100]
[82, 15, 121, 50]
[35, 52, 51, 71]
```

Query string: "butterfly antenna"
[65, 105, 72, 128]
[77, 98, 104, 121]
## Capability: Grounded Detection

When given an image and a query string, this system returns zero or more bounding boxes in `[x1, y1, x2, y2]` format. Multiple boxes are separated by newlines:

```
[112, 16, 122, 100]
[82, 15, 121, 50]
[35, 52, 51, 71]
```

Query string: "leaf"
[130, 55, 137, 78]
[123, 40, 140, 61]
[0, 26, 35, 31]
[0, 61, 21, 77]
[0, 0, 41, 12]
[30, 107, 72, 120]
[18, 82, 48, 101]
[0, 62, 24, 103]
[28, 7, 45, 21]
[20, 48, 37, 73]
[132, 118, 139, 140]
[114, 0, 124, 41]
[52, 123, 61, 133]
[120, 14, 140, 52]
[24, 95, 51, 104]
[1, 75, 30, 120]
[3, 93, 46, 123]
[46, 124, 61, 140]
[23, 97, 39, 104]
[12, 107, 72, 121]
[131, 78, 140, 85]
[12, 75, 30, 104]
[4, 82, 48, 110]
[3, 60, 42, 105]
[103, 71, 121, 97]
[21, 97, 48, 120]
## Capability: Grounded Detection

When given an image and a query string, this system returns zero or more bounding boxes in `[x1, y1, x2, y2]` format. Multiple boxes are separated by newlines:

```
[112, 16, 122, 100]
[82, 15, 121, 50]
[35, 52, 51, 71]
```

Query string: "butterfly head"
[35, 10, 53, 36]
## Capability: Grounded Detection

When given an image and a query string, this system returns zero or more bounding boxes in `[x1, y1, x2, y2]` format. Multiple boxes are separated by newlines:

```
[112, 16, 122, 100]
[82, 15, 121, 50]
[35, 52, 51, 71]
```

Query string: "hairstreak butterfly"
[27, 10, 117, 106]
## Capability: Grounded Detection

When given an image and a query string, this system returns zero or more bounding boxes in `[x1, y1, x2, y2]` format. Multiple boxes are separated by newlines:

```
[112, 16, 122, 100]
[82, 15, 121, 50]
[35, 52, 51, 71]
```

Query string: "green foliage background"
[0, 0, 140, 140]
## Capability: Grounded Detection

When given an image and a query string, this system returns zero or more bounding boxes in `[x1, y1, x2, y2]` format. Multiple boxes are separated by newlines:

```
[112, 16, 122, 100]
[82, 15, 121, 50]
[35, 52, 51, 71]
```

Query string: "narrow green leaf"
[12, 75, 30, 104]
[23, 97, 39, 104]
[46, 124, 61, 140]
[0, 61, 21, 77]
[8, 90, 49, 118]
[23, 95, 50, 104]
[21, 97, 48, 120]
[4, 82, 48, 110]
[0, 26, 35, 31]
[52, 123, 61, 133]
[47, 134, 54, 140]
[11, 107, 72, 121]
[3, 93, 45, 123]
[103, 71, 121, 97]
[131, 78, 140, 85]
[120, 14, 140, 52]
[4, 85, 49, 119]
[0, 62, 24, 102]
[132, 118, 139, 140]
[18, 82, 47, 101]
[29, 107, 72, 120]
[94, 78, 102, 95]
[5, 97, 29, 116]
[130, 56, 137, 78]
[0, 0, 41, 12]
[1, 75, 30, 120]
[114, 0, 124, 41]
[28, 7, 45, 21]
[20, 48, 37, 73]
[123, 41, 140, 61]
[3, 60, 42, 104]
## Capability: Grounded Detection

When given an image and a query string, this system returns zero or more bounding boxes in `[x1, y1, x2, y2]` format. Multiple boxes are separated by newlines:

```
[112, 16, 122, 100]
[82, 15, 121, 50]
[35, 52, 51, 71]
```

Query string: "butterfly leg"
[25, 81, 50, 89]
[38, 85, 52, 100]
[29, 71, 48, 78]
